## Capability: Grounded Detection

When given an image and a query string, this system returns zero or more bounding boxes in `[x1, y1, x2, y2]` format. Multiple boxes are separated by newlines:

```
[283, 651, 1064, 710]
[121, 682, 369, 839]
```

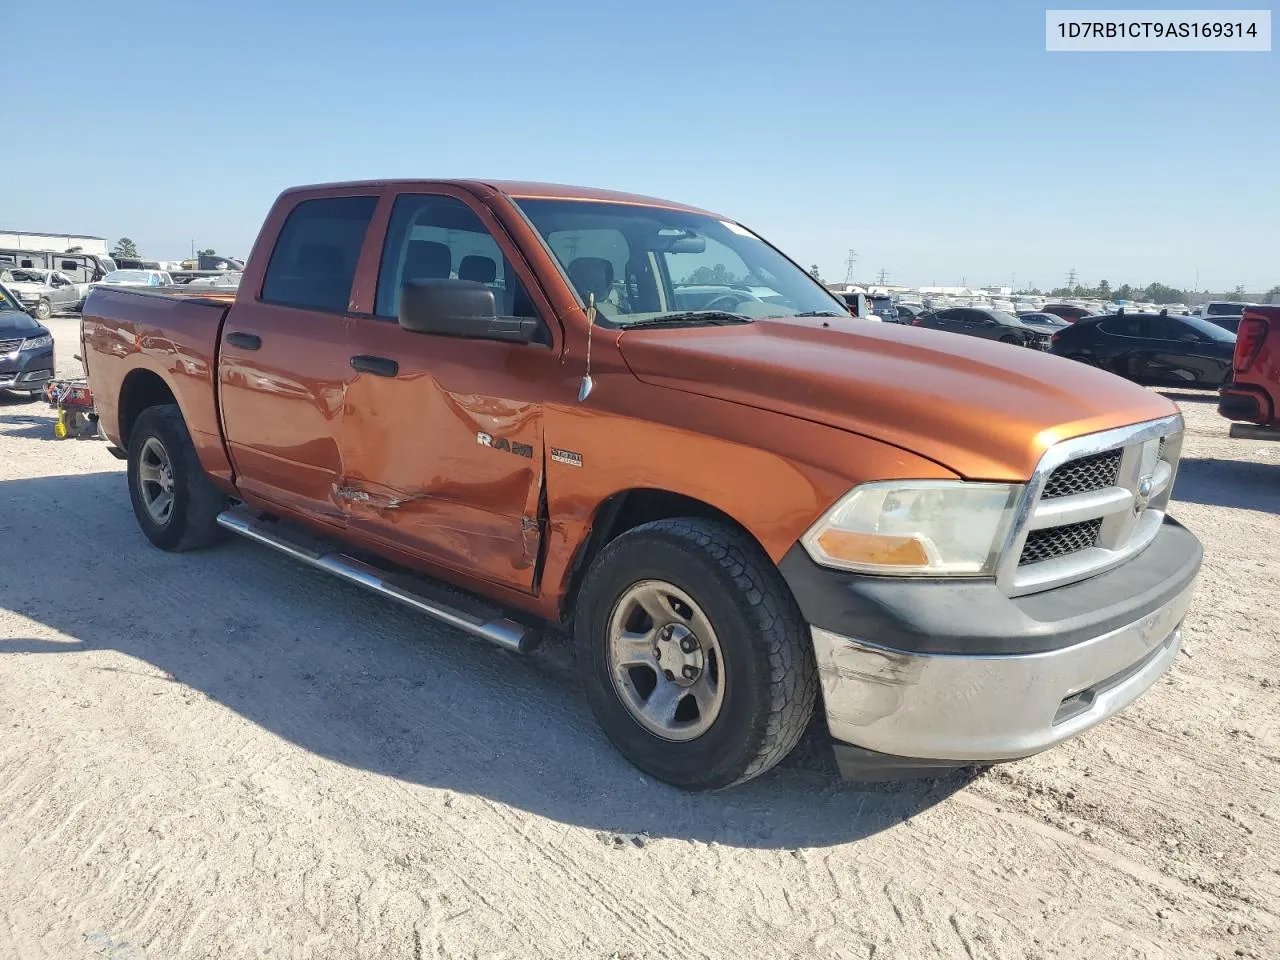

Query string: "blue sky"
[4, 0, 1276, 291]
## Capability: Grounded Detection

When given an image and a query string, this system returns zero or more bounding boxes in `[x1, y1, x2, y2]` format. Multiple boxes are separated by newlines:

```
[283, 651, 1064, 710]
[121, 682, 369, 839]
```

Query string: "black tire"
[34, 299, 52, 321]
[127, 404, 227, 551]
[574, 518, 817, 791]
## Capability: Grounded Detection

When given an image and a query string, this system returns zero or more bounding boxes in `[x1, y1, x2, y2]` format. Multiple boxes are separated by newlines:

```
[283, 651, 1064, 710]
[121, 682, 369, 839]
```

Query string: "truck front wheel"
[127, 404, 227, 551]
[574, 518, 817, 790]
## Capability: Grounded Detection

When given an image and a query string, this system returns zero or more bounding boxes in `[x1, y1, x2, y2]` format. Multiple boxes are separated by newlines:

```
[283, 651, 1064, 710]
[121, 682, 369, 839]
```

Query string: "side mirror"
[399, 278, 538, 344]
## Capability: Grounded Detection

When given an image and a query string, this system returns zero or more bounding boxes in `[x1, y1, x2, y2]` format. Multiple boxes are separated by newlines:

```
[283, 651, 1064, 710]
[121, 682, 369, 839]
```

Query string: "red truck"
[1219, 304, 1280, 440]
[80, 179, 1201, 790]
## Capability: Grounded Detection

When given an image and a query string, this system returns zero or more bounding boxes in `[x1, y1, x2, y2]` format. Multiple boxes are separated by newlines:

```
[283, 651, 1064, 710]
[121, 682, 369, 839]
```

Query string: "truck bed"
[81, 285, 235, 484]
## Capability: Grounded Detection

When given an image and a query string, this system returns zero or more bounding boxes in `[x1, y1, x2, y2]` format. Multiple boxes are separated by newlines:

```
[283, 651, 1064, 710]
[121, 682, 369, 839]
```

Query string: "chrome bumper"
[813, 578, 1195, 762]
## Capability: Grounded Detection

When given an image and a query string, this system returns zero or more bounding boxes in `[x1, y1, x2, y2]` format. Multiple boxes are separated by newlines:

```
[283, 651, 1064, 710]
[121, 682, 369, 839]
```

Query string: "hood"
[4, 281, 49, 295]
[617, 318, 1177, 480]
[0, 309, 45, 337]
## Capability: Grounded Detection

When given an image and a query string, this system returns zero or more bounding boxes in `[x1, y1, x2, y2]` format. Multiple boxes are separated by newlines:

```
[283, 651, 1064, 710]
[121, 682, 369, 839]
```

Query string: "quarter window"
[260, 195, 377, 313]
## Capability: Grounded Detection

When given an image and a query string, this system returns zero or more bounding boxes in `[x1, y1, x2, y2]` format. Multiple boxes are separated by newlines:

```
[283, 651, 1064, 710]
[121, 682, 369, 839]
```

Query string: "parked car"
[1199, 301, 1258, 335]
[0, 268, 81, 319]
[0, 281, 55, 396]
[0, 249, 116, 302]
[1049, 311, 1237, 387]
[93, 269, 174, 289]
[912, 307, 1052, 349]
[81, 178, 1201, 791]
[1040, 303, 1095, 323]
[892, 303, 924, 323]
[1017, 311, 1070, 329]
[1218, 305, 1280, 439]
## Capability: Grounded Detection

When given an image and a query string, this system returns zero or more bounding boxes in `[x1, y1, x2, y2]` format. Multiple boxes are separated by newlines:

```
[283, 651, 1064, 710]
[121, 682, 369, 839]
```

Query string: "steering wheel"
[703, 294, 748, 312]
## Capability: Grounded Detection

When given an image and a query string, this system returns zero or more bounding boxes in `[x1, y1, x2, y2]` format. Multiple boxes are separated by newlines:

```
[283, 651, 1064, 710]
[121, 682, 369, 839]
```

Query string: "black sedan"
[0, 282, 55, 397]
[911, 307, 1051, 349]
[1048, 312, 1236, 388]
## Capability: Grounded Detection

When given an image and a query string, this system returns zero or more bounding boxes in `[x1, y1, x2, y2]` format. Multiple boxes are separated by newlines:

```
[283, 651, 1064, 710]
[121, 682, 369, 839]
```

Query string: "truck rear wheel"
[127, 404, 227, 552]
[574, 518, 817, 790]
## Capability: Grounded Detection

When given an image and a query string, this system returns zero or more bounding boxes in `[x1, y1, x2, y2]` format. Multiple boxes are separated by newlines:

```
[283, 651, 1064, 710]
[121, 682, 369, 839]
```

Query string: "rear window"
[261, 195, 377, 313]
[1204, 303, 1246, 316]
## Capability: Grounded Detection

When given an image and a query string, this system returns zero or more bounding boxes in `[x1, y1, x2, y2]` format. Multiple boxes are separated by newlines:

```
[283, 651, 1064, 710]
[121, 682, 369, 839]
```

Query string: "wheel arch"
[118, 368, 178, 447]
[558, 487, 775, 623]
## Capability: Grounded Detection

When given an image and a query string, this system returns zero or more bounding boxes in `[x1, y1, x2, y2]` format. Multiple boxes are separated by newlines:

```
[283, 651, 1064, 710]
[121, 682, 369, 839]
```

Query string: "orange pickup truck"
[81, 180, 1202, 790]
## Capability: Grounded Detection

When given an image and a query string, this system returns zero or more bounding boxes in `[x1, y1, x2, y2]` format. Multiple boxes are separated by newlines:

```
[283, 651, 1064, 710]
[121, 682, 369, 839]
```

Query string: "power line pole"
[1066, 268, 1078, 289]
[875, 268, 888, 285]
[844, 249, 859, 285]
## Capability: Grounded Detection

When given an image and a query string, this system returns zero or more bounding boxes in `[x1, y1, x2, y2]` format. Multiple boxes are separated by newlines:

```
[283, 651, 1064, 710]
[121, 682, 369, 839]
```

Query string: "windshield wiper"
[621, 311, 752, 329]
[793, 310, 845, 317]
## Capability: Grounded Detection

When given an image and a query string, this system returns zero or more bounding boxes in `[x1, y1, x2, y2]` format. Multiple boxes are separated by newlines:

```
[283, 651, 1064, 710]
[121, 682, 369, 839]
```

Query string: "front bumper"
[0, 342, 55, 393]
[781, 518, 1202, 775]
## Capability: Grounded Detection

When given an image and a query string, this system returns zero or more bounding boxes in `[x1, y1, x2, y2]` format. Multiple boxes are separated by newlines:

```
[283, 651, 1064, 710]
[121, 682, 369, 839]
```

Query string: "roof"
[0, 229, 106, 241]
[277, 179, 717, 215]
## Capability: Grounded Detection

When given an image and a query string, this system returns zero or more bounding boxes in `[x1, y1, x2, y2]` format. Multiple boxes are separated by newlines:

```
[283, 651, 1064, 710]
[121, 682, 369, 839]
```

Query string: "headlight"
[800, 480, 1021, 576]
[20, 334, 53, 351]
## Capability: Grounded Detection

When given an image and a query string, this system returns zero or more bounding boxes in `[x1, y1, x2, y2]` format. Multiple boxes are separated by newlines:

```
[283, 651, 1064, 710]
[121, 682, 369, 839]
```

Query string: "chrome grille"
[1041, 451, 1122, 499]
[1020, 519, 1103, 565]
[0, 338, 22, 354]
[1000, 415, 1184, 596]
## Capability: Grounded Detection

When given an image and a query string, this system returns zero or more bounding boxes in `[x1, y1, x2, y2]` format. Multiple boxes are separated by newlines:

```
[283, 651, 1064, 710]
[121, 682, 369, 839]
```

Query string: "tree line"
[1018, 279, 1280, 305]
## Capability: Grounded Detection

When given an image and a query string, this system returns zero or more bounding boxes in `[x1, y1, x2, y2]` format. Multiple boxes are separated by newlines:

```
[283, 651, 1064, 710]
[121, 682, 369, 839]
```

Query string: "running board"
[215, 509, 535, 654]
[1229, 422, 1280, 441]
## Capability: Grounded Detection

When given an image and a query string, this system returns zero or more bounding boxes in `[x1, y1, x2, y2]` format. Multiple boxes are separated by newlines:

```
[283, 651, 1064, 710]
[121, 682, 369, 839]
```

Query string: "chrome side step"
[215, 509, 534, 654]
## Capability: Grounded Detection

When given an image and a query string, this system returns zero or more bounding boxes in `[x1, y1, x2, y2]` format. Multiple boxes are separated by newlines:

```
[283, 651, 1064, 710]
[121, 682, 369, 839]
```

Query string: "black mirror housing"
[398, 278, 537, 344]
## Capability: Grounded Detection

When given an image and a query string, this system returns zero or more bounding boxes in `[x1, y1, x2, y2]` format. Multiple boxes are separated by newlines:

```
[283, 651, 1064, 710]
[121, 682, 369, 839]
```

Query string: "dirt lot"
[0, 317, 1276, 960]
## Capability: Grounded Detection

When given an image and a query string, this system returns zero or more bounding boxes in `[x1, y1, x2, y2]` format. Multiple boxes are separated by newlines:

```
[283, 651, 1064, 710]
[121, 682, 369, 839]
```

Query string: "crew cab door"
[337, 189, 558, 593]
[217, 191, 380, 524]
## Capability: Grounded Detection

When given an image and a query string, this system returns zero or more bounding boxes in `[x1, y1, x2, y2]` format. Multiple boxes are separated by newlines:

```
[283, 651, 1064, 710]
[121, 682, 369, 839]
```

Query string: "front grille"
[0, 338, 22, 354]
[1041, 450, 1122, 499]
[1020, 519, 1103, 565]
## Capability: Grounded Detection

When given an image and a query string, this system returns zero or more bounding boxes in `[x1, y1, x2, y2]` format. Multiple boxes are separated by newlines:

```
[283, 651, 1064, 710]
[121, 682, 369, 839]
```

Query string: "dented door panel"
[338, 318, 548, 592]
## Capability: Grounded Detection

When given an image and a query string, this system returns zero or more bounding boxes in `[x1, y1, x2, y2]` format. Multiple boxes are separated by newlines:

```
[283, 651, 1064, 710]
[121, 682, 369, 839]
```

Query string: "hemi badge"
[550, 447, 583, 467]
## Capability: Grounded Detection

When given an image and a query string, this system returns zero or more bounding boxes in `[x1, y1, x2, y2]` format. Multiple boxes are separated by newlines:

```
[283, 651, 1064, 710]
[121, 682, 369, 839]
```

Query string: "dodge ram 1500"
[81, 179, 1202, 790]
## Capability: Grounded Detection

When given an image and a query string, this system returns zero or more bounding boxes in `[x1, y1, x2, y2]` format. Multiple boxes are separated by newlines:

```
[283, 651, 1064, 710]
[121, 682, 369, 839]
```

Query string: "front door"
[339, 190, 558, 592]
[218, 192, 380, 525]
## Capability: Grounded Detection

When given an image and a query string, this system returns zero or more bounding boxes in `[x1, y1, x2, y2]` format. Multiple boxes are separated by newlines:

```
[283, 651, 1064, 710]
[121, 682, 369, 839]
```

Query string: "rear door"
[217, 191, 381, 525]
[338, 188, 559, 592]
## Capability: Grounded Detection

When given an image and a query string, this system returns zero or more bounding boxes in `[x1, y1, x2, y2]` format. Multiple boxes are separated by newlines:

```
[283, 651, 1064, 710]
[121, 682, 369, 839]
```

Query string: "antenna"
[578, 292, 596, 402]
[844, 249, 859, 285]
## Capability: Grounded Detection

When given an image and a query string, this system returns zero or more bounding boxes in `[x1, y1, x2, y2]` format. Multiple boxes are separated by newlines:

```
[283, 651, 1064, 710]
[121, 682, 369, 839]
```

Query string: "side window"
[1099, 316, 1138, 337]
[375, 193, 540, 324]
[261, 195, 377, 313]
[1152, 317, 1199, 341]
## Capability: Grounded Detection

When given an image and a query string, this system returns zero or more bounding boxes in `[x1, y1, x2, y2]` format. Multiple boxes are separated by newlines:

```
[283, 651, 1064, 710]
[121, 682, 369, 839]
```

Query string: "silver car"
[0, 268, 81, 320]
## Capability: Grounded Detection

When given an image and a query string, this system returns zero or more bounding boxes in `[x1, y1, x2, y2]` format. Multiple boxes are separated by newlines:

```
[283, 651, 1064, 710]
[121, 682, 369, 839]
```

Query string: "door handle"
[226, 332, 262, 350]
[350, 355, 399, 377]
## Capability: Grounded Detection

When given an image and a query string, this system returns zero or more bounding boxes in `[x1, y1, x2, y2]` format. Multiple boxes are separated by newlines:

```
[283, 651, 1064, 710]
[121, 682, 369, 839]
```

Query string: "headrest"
[403, 240, 451, 279]
[567, 257, 614, 301]
[458, 255, 497, 284]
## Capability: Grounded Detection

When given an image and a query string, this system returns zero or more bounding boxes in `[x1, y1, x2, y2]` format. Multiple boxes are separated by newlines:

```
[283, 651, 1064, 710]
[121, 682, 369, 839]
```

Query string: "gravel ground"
[0, 318, 1276, 960]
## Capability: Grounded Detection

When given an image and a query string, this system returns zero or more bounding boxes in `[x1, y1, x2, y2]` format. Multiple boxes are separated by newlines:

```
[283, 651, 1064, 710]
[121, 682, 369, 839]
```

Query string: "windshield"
[0, 284, 22, 311]
[1, 269, 48, 284]
[103, 270, 154, 283]
[514, 199, 848, 325]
